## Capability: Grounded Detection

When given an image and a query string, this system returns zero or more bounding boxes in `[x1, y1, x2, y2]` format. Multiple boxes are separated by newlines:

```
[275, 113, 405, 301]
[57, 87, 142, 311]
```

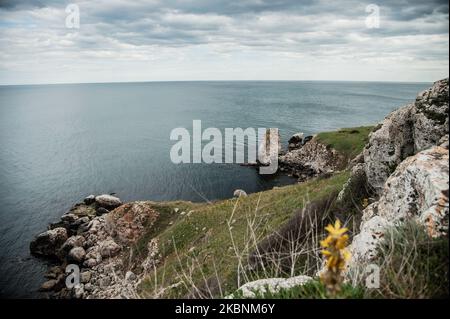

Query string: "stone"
[349, 146, 449, 267]
[74, 285, 84, 299]
[228, 275, 312, 299]
[125, 271, 136, 282]
[99, 239, 121, 258]
[96, 207, 109, 216]
[68, 247, 86, 263]
[288, 132, 304, 150]
[30, 227, 68, 257]
[233, 189, 247, 198]
[83, 258, 98, 268]
[61, 213, 79, 224]
[95, 194, 122, 209]
[81, 271, 92, 283]
[413, 78, 449, 152]
[363, 104, 415, 194]
[84, 195, 96, 205]
[279, 137, 345, 181]
[39, 279, 57, 292]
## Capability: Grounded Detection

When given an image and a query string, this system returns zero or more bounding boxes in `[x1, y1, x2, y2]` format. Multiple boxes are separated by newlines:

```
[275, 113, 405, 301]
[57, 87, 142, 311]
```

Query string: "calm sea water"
[0, 81, 429, 298]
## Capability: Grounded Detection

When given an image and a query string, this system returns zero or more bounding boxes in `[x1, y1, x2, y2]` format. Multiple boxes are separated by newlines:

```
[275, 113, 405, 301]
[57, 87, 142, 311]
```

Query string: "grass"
[315, 126, 373, 161]
[135, 171, 350, 298]
[368, 221, 449, 299]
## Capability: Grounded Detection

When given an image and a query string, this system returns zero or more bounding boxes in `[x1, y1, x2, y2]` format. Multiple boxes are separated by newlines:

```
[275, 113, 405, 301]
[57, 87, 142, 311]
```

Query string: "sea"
[0, 80, 430, 297]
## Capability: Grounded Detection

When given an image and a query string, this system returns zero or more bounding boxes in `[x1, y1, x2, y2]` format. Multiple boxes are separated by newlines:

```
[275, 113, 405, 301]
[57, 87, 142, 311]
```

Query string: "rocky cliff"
[348, 78, 449, 269]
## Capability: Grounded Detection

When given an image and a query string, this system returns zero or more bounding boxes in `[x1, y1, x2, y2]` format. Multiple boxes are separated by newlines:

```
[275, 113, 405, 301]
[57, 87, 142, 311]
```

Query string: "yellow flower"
[320, 218, 351, 296]
[324, 219, 348, 238]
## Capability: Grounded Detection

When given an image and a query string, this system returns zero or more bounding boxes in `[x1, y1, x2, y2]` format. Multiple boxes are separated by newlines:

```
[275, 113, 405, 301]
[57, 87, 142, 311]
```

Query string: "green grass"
[369, 221, 449, 299]
[136, 171, 350, 298]
[316, 126, 373, 161]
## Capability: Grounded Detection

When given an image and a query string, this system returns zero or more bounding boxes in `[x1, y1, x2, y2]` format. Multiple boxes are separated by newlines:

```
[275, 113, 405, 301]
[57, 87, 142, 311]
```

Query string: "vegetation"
[368, 221, 449, 299]
[316, 126, 373, 161]
[136, 171, 350, 298]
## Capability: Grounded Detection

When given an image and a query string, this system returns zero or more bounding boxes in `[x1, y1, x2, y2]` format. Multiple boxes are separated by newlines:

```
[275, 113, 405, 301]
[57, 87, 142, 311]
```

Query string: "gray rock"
[30, 227, 68, 257]
[74, 284, 84, 299]
[84, 195, 96, 205]
[68, 247, 86, 263]
[39, 279, 57, 292]
[413, 78, 449, 152]
[96, 207, 110, 216]
[233, 189, 247, 198]
[228, 275, 312, 299]
[81, 271, 92, 284]
[95, 194, 122, 209]
[363, 104, 415, 194]
[99, 239, 121, 258]
[125, 271, 136, 282]
[349, 146, 449, 267]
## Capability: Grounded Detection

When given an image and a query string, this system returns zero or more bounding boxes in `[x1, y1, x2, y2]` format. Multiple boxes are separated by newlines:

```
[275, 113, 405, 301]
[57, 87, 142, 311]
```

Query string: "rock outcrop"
[349, 146, 449, 266]
[364, 78, 449, 193]
[30, 195, 160, 299]
[279, 137, 345, 182]
[344, 78, 449, 269]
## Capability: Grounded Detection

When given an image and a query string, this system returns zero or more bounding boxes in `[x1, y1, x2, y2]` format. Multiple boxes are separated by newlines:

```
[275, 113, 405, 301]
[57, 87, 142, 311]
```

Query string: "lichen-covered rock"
[413, 78, 449, 152]
[106, 201, 159, 244]
[227, 275, 312, 299]
[349, 146, 449, 266]
[279, 137, 344, 181]
[95, 194, 122, 209]
[30, 227, 68, 257]
[363, 104, 415, 193]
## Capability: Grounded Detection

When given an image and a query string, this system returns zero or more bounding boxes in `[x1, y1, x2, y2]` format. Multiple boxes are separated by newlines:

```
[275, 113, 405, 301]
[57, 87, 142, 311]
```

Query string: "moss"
[315, 126, 374, 161]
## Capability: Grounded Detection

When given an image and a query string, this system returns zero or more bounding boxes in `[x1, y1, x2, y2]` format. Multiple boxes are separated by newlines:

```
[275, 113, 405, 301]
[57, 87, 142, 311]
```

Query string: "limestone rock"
[228, 275, 312, 298]
[413, 78, 449, 152]
[363, 104, 415, 193]
[30, 227, 68, 257]
[99, 239, 121, 258]
[233, 189, 247, 198]
[349, 146, 449, 266]
[68, 247, 86, 263]
[95, 194, 122, 209]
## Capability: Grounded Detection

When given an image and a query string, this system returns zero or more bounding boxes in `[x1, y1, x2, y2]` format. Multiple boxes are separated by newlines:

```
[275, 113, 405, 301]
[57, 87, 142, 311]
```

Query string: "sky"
[0, 0, 448, 85]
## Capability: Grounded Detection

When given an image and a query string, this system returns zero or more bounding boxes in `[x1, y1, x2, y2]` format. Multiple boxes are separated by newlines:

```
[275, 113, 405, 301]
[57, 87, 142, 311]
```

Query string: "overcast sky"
[0, 0, 448, 84]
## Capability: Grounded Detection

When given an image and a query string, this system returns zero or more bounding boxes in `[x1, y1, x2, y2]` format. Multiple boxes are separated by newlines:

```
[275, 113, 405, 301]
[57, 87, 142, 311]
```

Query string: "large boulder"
[30, 227, 68, 257]
[413, 78, 449, 152]
[95, 194, 122, 209]
[363, 104, 415, 193]
[349, 146, 449, 266]
[279, 137, 345, 181]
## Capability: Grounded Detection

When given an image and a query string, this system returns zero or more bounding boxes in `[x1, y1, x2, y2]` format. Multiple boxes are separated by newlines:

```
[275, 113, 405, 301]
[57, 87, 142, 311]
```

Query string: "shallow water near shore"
[0, 80, 430, 297]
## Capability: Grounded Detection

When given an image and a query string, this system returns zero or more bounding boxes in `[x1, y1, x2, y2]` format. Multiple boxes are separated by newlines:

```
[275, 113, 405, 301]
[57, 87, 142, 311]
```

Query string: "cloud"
[0, 0, 448, 84]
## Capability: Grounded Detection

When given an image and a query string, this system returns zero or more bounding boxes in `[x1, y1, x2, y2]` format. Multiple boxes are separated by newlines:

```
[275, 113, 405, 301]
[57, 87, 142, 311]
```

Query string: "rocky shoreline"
[29, 78, 449, 299]
[30, 195, 160, 298]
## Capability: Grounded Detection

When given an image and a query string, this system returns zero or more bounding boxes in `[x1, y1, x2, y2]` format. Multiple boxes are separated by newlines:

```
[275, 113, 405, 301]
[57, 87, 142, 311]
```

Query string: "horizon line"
[0, 78, 436, 87]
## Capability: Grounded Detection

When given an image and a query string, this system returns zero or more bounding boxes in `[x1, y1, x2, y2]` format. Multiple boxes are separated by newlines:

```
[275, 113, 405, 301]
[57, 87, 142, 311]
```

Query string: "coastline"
[27, 78, 449, 299]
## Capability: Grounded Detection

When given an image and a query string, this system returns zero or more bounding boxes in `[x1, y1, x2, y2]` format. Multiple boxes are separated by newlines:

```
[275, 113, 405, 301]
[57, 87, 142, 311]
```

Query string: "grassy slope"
[137, 172, 349, 298]
[316, 126, 373, 161]
[133, 126, 373, 298]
